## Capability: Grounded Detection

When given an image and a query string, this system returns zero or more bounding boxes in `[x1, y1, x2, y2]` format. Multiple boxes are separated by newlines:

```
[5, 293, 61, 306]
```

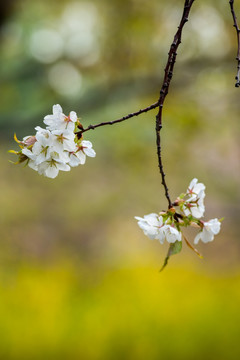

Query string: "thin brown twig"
[229, 0, 240, 87]
[76, 101, 159, 138]
[155, 0, 195, 209]
[77, 1, 195, 209]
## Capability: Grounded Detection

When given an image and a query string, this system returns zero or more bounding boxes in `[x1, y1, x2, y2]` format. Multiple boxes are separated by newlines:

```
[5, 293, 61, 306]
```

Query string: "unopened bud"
[168, 207, 176, 215]
[24, 136, 37, 147]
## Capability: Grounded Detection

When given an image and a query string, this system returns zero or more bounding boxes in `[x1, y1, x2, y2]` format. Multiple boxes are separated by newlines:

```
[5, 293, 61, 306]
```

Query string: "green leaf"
[160, 241, 182, 272]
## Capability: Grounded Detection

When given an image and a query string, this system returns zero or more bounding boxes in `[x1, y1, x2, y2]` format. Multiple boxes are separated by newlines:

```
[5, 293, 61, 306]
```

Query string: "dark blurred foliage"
[0, 0, 239, 136]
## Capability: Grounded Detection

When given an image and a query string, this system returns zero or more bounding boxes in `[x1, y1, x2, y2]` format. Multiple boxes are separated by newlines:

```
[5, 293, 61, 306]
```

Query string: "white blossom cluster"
[12, 104, 96, 179]
[135, 213, 182, 244]
[135, 178, 221, 246]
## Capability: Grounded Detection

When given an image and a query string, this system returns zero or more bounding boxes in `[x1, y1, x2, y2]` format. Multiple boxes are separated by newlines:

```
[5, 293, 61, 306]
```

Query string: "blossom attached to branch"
[135, 178, 222, 270]
[135, 213, 182, 245]
[194, 219, 221, 244]
[10, 105, 96, 179]
[180, 178, 206, 219]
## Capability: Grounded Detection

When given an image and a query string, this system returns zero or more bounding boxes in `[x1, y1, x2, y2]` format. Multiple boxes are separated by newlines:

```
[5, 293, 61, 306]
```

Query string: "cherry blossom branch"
[155, 0, 195, 209]
[76, 101, 159, 137]
[77, 0, 195, 210]
[229, 0, 240, 87]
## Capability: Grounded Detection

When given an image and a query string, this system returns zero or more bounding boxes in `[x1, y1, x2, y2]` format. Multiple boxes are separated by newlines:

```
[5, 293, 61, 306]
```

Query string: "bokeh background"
[0, 0, 240, 359]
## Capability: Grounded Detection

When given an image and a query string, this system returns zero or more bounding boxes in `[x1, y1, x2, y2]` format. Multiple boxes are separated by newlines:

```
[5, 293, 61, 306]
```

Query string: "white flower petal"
[53, 104, 63, 115]
[201, 229, 214, 243]
[83, 147, 96, 157]
[204, 219, 221, 235]
[189, 178, 198, 189]
[68, 153, 80, 167]
[64, 122, 75, 132]
[32, 141, 42, 154]
[184, 179, 206, 219]
[155, 229, 165, 244]
[144, 213, 161, 227]
[182, 206, 191, 217]
[135, 213, 165, 241]
[163, 225, 182, 243]
[135, 216, 143, 221]
[76, 151, 86, 165]
[57, 163, 71, 172]
[194, 183, 206, 193]
[81, 140, 92, 148]
[35, 152, 50, 165]
[187, 178, 205, 196]
[22, 148, 35, 160]
[69, 111, 77, 122]
[191, 205, 205, 219]
[194, 218, 221, 244]
[194, 232, 201, 245]
[28, 160, 38, 171]
[44, 165, 59, 179]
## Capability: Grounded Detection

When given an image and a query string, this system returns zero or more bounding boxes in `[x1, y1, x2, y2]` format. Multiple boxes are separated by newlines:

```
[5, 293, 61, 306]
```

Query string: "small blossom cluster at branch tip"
[10, 104, 96, 178]
[135, 179, 222, 260]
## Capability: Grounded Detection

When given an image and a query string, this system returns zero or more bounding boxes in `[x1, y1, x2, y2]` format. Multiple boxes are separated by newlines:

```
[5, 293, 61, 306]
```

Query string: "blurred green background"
[0, 0, 240, 359]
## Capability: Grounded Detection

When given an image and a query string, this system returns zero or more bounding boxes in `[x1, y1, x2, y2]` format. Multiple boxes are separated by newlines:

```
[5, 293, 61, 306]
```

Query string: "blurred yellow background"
[0, 0, 240, 359]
